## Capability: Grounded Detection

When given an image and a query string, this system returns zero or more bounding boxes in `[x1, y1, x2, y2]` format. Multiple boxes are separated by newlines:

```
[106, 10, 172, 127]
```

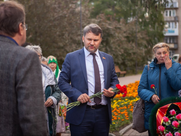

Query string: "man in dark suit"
[58, 23, 119, 136]
[0, 1, 48, 136]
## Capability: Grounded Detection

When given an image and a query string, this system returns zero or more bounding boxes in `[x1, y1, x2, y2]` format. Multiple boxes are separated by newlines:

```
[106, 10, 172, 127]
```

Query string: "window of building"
[173, 2, 177, 8]
[165, 2, 178, 8]
[165, 10, 168, 16]
[170, 22, 173, 28]
[164, 36, 178, 44]
[169, 10, 172, 16]
[165, 10, 176, 17]
[173, 22, 175, 28]
[170, 37, 173, 43]
[166, 22, 177, 29]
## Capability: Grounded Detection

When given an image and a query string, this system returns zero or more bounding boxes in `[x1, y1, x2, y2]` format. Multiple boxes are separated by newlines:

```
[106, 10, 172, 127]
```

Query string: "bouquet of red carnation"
[116, 84, 127, 97]
[66, 84, 127, 112]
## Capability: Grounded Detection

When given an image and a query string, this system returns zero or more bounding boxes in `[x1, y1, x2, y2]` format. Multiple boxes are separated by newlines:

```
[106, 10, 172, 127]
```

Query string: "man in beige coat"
[0, 1, 48, 136]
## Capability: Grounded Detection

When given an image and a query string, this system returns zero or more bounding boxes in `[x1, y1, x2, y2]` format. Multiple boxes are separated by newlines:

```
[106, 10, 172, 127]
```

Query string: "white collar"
[84, 47, 100, 57]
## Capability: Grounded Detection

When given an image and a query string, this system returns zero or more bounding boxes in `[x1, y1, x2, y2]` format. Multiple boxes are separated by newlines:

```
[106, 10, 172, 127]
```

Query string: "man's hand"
[151, 94, 160, 104]
[103, 88, 115, 97]
[77, 93, 91, 103]
[45, 98, 53, 107]
[164, 54, 172, 70]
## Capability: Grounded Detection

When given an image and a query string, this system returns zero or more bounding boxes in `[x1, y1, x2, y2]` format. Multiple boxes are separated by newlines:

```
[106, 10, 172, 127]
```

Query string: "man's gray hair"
[25, 45, 42, 55]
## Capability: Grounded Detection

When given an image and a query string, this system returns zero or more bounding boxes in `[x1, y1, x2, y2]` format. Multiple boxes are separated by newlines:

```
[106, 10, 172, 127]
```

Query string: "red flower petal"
[115, 84, 127, 97]
[122, 92, 127, 97]
[116, 84, 121, 90]
[150, 84, 155, 89]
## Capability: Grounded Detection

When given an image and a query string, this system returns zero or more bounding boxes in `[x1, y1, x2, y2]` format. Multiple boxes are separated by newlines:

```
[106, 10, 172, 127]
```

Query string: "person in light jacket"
[26, 45, 61, 136]
[138, 42, 181, 136]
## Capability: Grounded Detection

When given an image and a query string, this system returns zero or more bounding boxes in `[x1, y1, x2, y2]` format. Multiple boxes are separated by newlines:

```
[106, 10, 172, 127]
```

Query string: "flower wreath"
[149, 97, 181, 136]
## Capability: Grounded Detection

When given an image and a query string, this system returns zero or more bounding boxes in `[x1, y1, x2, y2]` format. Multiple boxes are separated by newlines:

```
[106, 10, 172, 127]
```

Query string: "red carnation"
[165, 132, 173, 136]
[150, 84, 157, 94]
[172, 121, 179, 128]
[122, 91, 127, 97]
[174, 132, 181, 136]
[150, 84, 155, 89]
[163, 116, 169, 122]
[115, 84, 127, 97]
[116, 84, 122, 90]
[176, 113, 181, 120]
[122, 85, 127, 97]
[170, 109, 176, 116]
[158, 125, 165, 132]
[122, 85, 127, 92]
[116, 84, 122, 94]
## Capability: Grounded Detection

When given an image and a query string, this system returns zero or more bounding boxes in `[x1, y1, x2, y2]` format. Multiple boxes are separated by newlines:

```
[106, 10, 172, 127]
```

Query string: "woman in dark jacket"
[138, 42, 181, 136]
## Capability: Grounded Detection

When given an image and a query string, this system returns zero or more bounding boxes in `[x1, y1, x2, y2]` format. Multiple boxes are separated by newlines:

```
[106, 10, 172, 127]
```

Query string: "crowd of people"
[1, 1, 181, 136]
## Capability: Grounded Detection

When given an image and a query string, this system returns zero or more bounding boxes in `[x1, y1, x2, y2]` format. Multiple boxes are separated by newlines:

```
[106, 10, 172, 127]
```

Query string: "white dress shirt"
[84, 47, 107, 105]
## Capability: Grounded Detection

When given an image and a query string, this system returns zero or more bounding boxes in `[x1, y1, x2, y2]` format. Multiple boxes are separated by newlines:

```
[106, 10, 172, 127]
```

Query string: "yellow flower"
[110, 81, 140, 132]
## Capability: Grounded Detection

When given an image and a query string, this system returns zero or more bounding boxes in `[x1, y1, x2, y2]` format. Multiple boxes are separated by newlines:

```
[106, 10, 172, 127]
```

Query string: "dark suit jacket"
[0, 36, 48, 136]
[58, 48, 119, 125]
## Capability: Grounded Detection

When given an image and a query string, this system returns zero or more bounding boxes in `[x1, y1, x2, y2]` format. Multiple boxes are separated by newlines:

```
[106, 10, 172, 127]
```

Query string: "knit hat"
[47, 55, 60, 79]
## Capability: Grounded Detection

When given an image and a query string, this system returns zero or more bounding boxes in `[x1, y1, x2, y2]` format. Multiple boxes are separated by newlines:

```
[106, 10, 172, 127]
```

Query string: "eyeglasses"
[25, 24, 28, 30]
[22, 22, 28, 30]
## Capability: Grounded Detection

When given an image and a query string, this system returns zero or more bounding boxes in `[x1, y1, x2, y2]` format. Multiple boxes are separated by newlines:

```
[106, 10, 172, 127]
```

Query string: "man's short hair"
[0, 1, 25, 37]
[83, 23, 103, 37]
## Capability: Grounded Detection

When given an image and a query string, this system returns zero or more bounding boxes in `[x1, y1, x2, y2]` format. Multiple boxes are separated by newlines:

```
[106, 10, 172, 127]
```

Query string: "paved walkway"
[61, 130, 148, 136]
[61, 133, 70, 136]
[62, 74, 144, 136]
[123, 129, 148, 136]
[118, 74, 141, 85]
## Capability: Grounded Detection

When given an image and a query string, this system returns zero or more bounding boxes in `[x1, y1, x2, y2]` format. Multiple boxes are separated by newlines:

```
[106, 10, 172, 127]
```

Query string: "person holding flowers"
[58, 23, 119, 136]
[138, 42, 181, 136]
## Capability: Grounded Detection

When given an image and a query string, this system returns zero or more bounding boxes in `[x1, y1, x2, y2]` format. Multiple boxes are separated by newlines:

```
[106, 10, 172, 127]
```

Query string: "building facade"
[164, 0, 181, 56]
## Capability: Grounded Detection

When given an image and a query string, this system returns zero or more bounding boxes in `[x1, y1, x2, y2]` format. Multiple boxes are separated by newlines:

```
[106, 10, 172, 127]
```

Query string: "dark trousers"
[70, 105, 110, 136]
[148, 130, 152, 136]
